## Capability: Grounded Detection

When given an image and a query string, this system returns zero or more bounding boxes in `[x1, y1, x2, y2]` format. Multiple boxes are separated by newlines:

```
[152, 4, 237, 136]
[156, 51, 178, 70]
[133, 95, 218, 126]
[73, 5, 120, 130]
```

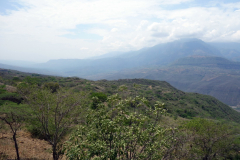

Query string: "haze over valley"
[1, 38, 240, 107]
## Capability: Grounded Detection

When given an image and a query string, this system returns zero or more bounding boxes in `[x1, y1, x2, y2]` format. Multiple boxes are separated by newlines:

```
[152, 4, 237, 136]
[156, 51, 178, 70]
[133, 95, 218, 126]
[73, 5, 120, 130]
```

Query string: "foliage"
[0, 104, 29, 160]
[0, 85, 22, 105]
[1, 69, 240, 159]
[18, 84, 86, 160]
[90, 92, 107, 109]
[90, 92, 107, 102]
[183, 118, 240, 160]
[12, 77, 20, 81]
[65, 94, 171, 160]
[43, 82, 60, 93]
[0, 85, 6, 94]
[23, 76, 41, 85]
[1, 68, 240, 122]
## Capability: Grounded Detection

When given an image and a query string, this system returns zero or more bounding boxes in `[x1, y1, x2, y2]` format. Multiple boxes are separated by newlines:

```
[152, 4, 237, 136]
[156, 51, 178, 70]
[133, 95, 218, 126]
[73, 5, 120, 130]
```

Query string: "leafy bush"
[111, 85, 117, 89]
[43, 82, 60, 93]
[65, 95, 169, 160]
[90, 92, 107, 109]
[0, 85, 6, 94]
[0, 91, 22, 105]
[24, 76, 41, 85]
[90, 92, 107, 102]
[176, 109, 196, 119]
[12, 77, 21, 81]
[26, 120, 46, 139]
[183, 118, 240, 159]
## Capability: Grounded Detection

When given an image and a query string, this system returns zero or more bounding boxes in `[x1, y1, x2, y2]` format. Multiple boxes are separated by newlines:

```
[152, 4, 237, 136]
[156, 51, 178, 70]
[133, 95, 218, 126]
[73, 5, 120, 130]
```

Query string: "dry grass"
[5, 85, 17, 92]
[0, 130, 55, 160]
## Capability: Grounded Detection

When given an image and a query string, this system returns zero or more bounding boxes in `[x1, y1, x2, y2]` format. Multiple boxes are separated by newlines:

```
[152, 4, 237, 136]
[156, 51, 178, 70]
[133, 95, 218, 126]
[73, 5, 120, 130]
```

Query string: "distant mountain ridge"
[23, 38, 225, 77]
[1, 38, 240, 106]
[0, 63, 58, 76]
[1, 38, 238, 78]
[209, 42, 240, 61]
[172, 56, 240, 69]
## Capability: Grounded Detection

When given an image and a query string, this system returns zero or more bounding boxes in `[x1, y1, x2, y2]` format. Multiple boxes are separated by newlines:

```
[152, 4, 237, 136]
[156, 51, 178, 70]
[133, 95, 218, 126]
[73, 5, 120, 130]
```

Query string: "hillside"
[1, 69, 240, 159]
[1, 39, 240, 108]
[93, 79, 240, 122]
[1, 68, 240, 123]
[95, 56, 240, 106]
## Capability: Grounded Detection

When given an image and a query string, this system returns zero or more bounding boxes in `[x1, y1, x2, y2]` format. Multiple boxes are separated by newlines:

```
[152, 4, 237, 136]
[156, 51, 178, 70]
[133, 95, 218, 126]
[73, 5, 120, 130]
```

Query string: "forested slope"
[1, 68, 240, 159]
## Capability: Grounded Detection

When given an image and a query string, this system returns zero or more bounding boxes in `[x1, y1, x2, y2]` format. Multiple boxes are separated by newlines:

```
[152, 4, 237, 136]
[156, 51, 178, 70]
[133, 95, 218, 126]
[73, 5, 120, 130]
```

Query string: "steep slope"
[1, 69, 240, 123]
[94, 79, 240, 123]
[97, 56, 240, 106]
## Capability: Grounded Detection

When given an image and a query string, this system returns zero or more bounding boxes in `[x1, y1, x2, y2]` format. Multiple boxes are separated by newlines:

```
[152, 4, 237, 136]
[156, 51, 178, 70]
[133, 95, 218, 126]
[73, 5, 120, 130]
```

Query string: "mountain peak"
[176, 38, 203, 43]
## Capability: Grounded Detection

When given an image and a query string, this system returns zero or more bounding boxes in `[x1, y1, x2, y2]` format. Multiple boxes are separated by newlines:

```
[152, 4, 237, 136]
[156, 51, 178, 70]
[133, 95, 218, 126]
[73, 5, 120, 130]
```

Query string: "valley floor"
[231, 106, 240, 112]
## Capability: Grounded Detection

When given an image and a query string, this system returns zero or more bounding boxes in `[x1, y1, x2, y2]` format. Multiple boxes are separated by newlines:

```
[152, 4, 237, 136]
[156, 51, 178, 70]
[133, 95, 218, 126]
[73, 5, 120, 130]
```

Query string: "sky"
[0, 0, 240, 62]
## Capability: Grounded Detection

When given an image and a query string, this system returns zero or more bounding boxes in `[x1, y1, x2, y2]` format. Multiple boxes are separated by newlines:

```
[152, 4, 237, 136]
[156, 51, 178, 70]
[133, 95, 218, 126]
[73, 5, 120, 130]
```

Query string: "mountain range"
[1, 38, 240, 106]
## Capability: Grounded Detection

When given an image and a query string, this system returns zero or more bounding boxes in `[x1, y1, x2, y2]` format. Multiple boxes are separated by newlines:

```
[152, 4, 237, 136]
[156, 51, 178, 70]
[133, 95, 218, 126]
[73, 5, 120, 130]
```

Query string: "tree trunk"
[13, 133, 20, 160]
[52, 144, 59, 160]
[203, 155, 209, 160]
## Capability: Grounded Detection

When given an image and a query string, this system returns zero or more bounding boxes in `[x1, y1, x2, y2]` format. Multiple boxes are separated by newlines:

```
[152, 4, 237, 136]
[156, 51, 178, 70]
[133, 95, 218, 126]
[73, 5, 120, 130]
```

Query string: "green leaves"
[65, 94, 169, 160]
[182, 118, 238, 160]
[90, 92, 108, 109]
[17, 84, 85, 160]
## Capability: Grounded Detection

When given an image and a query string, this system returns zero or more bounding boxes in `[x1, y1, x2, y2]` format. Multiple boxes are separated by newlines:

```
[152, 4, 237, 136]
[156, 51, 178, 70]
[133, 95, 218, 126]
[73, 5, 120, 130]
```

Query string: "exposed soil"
[0, 130, 53, 160]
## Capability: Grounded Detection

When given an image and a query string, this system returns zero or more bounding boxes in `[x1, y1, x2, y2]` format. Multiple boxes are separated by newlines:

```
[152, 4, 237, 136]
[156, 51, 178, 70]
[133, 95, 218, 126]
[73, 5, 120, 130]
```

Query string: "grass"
[0, 129, 53, 160]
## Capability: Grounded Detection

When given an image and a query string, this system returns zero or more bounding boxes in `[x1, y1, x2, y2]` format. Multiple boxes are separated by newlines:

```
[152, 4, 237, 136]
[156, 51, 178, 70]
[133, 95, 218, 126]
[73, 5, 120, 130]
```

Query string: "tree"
[90, 92, 107, 109]
[43, 82, 60, 93]
[118, 85, 129, 99]
[23, 76, 41, 85]
[65, 94, 171, 160]
[161, 128, 190, 160]
[18, 84, 85, 160]
[183, 118, 239, 160]
[0, 105, 27, 160]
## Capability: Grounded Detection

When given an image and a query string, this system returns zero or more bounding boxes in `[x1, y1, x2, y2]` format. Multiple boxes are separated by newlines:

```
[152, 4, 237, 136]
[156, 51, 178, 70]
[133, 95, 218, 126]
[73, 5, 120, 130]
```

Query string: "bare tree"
[0, 110, 25, 160]
[18, 85, 85, 160]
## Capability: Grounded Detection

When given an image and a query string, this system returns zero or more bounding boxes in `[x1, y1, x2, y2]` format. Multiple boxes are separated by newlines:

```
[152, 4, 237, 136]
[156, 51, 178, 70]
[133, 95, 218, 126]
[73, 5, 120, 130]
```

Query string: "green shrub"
[26, 123, 46, 139]
[12, 77, 20, 81]
[90, 92, 107, 102]
[90, 92, 107, 109]
[43, 82, 60, 93]
[24, 76, 41, 85]
[111, 85, 117, 89]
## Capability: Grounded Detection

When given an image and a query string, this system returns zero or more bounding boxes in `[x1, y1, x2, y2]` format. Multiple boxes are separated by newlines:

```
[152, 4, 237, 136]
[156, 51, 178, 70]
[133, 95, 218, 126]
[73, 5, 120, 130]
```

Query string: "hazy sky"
[0, 0, 240, 62]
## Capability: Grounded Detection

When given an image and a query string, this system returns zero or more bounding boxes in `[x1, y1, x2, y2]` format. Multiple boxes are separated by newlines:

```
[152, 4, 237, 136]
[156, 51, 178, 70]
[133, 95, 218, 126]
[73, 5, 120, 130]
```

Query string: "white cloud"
[232, 30, 240, 41]
[111, 28, 118, 32]
[0, 0, 240, 61]
[80, 47, 88, 50]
